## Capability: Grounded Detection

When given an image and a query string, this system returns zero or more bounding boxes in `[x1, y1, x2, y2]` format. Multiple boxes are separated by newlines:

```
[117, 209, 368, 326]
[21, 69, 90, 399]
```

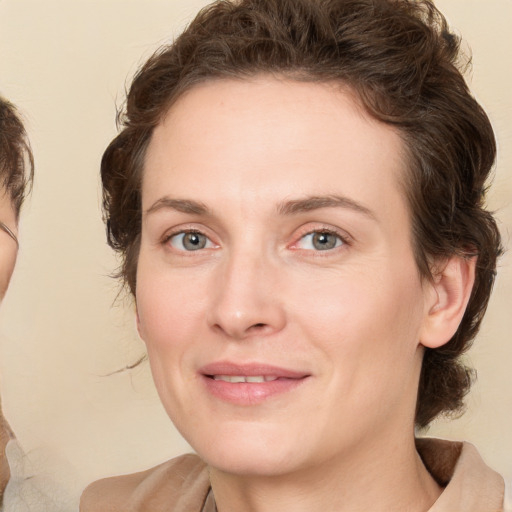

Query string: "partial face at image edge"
[0, 190, 18, 301]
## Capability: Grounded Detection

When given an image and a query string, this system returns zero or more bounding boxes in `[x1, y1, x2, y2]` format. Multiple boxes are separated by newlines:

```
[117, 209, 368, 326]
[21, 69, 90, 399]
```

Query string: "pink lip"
[199, 361, 310, 405]
[200, 361, 308, 379]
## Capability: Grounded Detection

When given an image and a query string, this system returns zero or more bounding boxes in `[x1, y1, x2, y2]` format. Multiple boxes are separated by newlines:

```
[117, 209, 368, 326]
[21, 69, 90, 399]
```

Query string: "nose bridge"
[207, 243, 285, 339]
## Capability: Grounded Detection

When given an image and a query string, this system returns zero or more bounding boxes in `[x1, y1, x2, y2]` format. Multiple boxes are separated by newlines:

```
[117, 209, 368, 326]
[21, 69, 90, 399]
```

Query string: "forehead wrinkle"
[278, 195, 377, 221]
[145, 197, 210, 217]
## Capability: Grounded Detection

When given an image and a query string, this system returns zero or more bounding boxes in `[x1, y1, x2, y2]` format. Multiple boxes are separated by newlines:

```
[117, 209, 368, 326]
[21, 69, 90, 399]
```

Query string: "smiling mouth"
[201, 367, 309, 404]
[199, 362, 309, 403]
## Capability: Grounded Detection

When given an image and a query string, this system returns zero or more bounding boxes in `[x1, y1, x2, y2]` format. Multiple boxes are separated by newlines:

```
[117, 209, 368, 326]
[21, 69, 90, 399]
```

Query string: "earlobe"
[420, 256, 476, 349]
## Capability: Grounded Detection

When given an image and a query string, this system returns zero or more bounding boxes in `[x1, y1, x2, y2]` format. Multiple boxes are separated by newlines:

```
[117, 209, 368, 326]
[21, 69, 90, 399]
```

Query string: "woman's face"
[136, 77, 431, 476]
[0, 190, 17, 300]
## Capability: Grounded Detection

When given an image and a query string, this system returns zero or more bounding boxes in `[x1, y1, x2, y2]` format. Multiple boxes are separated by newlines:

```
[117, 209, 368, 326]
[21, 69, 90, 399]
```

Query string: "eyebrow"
[145, 197, 210, 216]
[145, 194, 376, 220]
[277, 195, 376, 220]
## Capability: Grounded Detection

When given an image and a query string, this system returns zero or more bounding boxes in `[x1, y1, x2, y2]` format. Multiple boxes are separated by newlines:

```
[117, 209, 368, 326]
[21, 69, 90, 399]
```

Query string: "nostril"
[246, 323, 270, 335]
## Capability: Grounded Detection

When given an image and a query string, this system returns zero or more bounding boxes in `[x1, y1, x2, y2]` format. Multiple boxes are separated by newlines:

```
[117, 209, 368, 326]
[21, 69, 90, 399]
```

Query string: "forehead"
[143, 77, 410, 225]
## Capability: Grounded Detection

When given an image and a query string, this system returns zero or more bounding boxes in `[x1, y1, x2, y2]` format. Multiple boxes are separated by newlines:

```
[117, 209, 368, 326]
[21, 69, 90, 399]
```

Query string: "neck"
[209, 433, 442, 512]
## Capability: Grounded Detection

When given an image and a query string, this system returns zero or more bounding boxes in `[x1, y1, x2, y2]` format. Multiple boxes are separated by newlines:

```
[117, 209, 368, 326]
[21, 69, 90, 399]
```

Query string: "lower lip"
[201, 375, 308, 405]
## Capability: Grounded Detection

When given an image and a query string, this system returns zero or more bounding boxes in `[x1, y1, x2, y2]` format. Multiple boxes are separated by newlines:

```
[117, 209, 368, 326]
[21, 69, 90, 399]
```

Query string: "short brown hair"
[101, 0, 502, 427]
[0, 96, 33, 216]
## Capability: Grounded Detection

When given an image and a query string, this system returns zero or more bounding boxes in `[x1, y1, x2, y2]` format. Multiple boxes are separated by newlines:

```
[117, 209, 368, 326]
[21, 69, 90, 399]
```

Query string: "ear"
[419, 255, 476, 349]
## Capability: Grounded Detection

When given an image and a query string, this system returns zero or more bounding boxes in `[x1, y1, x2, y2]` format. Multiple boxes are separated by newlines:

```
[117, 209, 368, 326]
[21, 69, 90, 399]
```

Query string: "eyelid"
[158, 222, 351, 253]
[161, 225, 219, 250]
[288, 224, 353, 251]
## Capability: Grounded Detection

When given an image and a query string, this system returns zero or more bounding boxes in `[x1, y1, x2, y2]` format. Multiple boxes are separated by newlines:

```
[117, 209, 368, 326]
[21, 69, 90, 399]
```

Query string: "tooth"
[212, 375, 278, 383]
[213, 375, 246, 383]
[246, 376, 265, 383]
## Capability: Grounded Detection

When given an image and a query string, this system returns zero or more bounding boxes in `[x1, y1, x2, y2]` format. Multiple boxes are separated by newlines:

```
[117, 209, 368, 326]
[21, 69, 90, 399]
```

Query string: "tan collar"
[417, 438, 505, 512]
[203, 489, 216, 512]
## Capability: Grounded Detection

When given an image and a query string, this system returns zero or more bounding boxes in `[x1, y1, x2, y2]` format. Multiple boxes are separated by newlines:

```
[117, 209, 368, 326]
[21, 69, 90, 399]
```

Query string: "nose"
[206, 249, 286, 340]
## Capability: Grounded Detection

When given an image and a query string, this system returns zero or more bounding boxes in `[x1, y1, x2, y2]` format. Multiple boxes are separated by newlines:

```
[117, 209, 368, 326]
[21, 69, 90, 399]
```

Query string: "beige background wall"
[0, 0, 510, 509]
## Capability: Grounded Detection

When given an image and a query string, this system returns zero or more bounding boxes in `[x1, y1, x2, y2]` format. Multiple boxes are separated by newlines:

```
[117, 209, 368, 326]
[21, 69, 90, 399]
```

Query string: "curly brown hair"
[0, 96, 33, 216]
[101, 0, 502, 428]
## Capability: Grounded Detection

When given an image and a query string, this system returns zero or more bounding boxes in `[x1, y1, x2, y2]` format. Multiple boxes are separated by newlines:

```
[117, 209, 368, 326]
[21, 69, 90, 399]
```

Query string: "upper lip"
[199, 361, 309, 379]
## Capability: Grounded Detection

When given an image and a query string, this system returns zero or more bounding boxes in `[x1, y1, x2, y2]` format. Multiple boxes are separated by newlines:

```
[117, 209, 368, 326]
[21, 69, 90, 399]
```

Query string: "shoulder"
[80, 453, 209, 512]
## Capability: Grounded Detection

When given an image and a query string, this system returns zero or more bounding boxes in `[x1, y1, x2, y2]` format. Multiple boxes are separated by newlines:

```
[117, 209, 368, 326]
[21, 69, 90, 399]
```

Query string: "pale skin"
[0, 190, 17, 301]
[0, 188, 18, 496]
[136, 77, 475, 512]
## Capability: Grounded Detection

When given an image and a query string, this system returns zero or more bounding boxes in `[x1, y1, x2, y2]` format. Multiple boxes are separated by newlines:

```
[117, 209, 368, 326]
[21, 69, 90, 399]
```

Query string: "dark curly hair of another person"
[100, 0, 502, 428]
[0, 96, 33, 216]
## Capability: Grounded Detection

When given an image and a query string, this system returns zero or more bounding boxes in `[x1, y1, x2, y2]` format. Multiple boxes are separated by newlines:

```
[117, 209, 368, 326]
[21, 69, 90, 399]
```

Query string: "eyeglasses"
[0, 222, 18, 247]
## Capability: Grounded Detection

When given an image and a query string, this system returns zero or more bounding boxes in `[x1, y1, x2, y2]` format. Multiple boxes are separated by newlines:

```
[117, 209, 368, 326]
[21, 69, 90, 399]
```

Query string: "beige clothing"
[81, 453, 209, 512]
[80, 438, 507, 512]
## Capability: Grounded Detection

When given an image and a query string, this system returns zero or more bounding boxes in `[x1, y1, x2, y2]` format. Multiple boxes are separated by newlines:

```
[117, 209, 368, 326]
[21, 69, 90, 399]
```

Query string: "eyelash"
[162, 228, 216, 252]
[162, 225, 351, 255]
[290, 227, 351, 254]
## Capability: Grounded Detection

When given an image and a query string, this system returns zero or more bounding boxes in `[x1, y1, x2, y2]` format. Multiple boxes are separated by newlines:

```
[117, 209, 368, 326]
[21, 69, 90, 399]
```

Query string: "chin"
[182, 422, 303, 476]
[203, 446, 299, 477]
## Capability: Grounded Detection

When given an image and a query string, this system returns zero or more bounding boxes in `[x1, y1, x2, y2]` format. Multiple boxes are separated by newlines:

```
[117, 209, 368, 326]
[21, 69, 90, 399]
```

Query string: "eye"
[168, 231, 214, 251]
[296, 231, 344, 251]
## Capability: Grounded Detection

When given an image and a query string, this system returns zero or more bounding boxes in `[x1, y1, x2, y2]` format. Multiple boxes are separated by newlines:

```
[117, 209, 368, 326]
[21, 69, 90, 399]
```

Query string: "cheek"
[136, 263, 208, 354]
[289, 261, 424, 372]
[0, 246, 17, 301]
[135, 265, 209, 417]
